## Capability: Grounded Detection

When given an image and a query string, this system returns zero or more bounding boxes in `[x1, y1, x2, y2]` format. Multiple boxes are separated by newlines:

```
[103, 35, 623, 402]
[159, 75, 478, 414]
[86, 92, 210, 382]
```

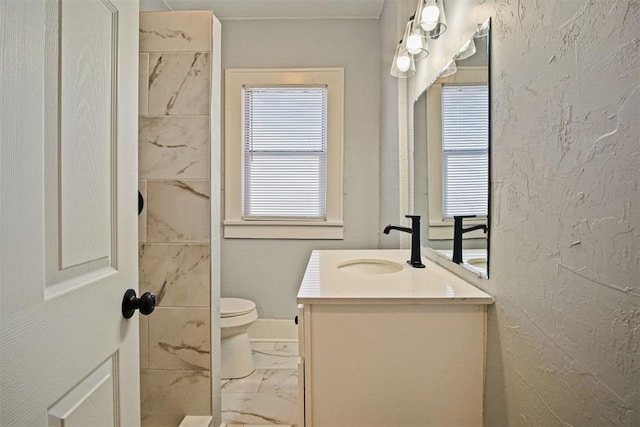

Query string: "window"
[426, 67, 488, 239]
[243, 87, 327, 220]
[224, 69, 344, 239]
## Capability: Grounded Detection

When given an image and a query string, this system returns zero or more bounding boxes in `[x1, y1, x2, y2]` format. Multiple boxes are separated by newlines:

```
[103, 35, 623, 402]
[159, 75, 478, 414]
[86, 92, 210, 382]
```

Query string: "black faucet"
[383, 215, 426, 268]
[452, 216, 488, 264]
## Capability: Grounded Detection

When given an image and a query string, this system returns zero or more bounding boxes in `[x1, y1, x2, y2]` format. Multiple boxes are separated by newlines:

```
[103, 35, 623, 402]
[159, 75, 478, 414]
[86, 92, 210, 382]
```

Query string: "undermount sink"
[466, 258, 487, 269]
[336, 259, 404, 274]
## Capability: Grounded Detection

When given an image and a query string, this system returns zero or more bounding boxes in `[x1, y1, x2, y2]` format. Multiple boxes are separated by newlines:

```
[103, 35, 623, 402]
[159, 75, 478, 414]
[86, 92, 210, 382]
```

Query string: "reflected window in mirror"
[426, 66, 488, 239]
[441, 84, 488, 218]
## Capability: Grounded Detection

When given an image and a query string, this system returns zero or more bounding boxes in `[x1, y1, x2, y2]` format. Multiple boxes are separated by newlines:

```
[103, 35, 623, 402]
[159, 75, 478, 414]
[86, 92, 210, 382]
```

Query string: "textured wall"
[220, 19, 381, 319]
[407, 0, 640, 424]
[138, 11, 214, 426]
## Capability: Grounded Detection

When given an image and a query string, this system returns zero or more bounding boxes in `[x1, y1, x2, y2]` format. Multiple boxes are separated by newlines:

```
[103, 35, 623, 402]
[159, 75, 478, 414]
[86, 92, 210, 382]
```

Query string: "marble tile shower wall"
[138, 11, 214, 427]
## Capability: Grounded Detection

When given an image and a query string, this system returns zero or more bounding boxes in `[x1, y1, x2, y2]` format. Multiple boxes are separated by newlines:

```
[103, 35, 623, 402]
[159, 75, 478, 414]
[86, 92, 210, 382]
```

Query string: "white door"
[1, 0, 141, 425]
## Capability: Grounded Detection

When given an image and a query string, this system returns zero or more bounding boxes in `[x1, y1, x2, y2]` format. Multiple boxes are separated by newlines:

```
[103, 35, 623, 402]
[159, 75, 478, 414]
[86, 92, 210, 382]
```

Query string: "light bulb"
[396, 52, 411, 72]
[421, 5, 440, 31]
[406, 34, 423, 55]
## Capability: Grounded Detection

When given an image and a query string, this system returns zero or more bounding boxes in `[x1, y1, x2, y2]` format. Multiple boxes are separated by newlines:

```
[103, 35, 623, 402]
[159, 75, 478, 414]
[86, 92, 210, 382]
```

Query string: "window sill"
[223, 221, 344, 240]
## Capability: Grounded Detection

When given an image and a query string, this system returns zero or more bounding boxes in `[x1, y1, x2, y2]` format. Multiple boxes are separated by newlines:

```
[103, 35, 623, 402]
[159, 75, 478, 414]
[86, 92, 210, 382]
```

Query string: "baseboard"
[248, 318, 297, 342]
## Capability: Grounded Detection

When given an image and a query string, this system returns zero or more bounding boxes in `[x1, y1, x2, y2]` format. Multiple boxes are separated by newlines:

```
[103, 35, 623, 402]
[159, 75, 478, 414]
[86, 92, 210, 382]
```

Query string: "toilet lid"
[221, 298, 256, 318]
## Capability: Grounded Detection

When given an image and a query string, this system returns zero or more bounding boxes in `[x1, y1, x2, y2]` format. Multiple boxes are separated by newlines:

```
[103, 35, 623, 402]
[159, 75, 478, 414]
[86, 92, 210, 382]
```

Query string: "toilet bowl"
[220, 298, 258, 379]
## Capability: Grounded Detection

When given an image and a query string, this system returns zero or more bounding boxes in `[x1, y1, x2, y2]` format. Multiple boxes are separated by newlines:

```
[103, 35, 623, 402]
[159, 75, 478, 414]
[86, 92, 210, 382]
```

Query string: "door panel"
[45, 0, 117, 294]
[0, 0, 140, 425]
[47, 357, 116, 427]
[59, 0, 116, 270]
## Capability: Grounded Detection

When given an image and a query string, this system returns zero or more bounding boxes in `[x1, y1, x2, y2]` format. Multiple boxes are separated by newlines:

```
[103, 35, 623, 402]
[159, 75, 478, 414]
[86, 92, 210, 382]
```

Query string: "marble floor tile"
[221, 369, 265, 393]
[273, 342, 298, 357]
[251, 343, 297, 370]
[249, 342, 276, 352]
[221, 392, 297, 425]
[222, 342, 299, 426]
[258, 369, 298, 395]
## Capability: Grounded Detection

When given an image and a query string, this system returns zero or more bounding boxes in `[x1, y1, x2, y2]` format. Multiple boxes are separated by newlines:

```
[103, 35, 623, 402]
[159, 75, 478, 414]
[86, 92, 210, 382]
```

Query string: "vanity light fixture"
[405, 18, 429, 60]
[415, 0, 447, 39]
[390, 38, 416, 78]
[389, 0, 448, 79]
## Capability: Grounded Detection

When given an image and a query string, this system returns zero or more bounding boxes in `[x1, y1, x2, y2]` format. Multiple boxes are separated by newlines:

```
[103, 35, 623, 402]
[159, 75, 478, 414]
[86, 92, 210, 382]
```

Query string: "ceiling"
[139, 0, 385, 19]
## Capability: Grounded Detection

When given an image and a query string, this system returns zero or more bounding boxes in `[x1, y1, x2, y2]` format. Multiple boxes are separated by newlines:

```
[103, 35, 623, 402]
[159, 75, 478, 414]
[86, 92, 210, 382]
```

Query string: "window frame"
[426, 66, 488, 240]
[224, 68, 344, 239]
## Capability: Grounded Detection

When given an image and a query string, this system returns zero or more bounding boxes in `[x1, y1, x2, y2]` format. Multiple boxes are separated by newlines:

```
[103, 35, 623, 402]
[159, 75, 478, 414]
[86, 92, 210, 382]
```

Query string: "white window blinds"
[243, 86, 327, 219]
[441, 84, 489, 217]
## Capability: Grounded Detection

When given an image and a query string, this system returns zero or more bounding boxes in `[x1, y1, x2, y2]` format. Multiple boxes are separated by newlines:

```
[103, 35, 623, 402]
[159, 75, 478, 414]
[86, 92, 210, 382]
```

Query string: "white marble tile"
[139, 116, 210, 179]
[258, 369, 297, 395]
[139, 53, 149, 115]
[148, 53, 210, 116]
[139, 314, 149, 370]
[138, 180, 147, 243]
[139, 244, 210, 307]
[273, 342, 298, 357]
[221, 369, 265, 393]
[141, 369, 211, 427]
[140, 11, 211, 53]
[148, 307, 210, 370]
[222, 392, 297, 425]
[147, 180, 210, 243]
[249, 342, 276, 352]
[249, 342, 298, 370]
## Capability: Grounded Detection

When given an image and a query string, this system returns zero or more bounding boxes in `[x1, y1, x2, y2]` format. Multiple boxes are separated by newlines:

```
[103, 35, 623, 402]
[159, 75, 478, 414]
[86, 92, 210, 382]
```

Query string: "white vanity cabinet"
[296, 250, 493, 427]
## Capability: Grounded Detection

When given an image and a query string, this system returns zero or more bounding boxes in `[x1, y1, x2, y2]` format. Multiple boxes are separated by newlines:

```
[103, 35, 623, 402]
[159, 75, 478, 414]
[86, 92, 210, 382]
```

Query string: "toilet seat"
[221, 298, 256, 318]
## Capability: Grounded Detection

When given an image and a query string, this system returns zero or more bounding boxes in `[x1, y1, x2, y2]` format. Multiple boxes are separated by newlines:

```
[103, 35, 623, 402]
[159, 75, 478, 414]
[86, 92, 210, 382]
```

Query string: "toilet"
[220, 298, 258, 379]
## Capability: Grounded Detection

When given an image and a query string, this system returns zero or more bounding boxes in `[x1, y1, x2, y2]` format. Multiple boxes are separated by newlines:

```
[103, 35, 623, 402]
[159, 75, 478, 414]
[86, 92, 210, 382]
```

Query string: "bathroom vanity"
[296, 250, 493, 426]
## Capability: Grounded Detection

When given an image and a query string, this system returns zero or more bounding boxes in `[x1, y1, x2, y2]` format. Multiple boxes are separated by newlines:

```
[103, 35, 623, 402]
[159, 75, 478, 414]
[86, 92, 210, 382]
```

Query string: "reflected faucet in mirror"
[383, 215, 426, 268]
[452, 216, 487, 265]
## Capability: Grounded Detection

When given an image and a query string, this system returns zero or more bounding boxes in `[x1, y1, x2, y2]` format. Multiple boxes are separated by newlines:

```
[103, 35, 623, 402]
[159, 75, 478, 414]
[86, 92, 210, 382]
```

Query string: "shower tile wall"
[138, 11, 213, 427]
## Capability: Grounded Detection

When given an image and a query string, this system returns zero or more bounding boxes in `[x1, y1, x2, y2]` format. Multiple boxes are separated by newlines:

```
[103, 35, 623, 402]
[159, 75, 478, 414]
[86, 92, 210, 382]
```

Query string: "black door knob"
[122, 289, 156, 319]
[138, 191, 144, 216]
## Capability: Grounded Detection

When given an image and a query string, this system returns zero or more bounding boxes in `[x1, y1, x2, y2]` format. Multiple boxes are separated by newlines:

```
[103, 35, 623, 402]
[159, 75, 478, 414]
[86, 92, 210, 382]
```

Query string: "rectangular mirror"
[413, 19, 491, 277]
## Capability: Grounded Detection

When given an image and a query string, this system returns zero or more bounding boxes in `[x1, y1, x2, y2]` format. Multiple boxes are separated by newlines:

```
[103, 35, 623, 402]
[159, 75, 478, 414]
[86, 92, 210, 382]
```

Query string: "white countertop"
[296, 249, 494, 304]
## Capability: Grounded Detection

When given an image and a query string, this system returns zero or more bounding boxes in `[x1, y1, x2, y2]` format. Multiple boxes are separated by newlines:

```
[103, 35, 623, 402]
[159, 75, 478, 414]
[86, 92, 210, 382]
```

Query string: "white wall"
[378, 0, 409, 249]
[405, 0, 639, 423]
[220, 19, 381, 319]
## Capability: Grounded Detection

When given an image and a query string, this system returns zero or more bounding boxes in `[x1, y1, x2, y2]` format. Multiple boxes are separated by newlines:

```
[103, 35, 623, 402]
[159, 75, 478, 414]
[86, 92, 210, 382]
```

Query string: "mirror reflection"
[413, 19, 491, 277]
